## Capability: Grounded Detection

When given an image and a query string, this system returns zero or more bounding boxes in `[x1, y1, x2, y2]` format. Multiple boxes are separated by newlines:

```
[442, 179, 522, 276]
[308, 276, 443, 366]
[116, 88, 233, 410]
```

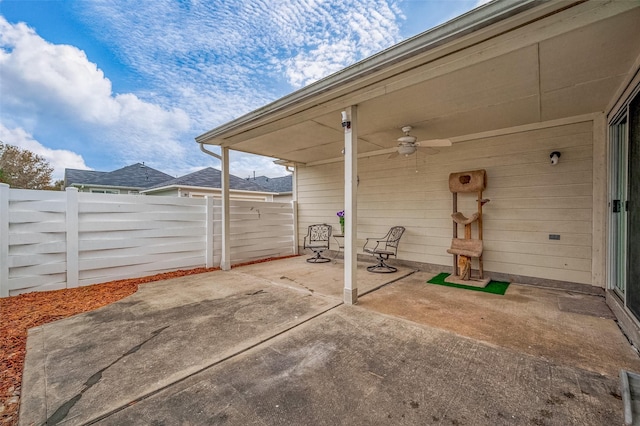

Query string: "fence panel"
[76, 193, 207, 287]
[5, 189, 67, 295]
[213, 200, 295, 265]
[1, 188, 295, 297]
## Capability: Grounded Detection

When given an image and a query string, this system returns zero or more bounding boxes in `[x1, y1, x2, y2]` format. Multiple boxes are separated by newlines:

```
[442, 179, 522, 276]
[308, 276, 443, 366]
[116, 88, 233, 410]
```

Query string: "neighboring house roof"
[64, 169, 106, 186]
[250, 175, 292, 194]
[142, 167, 273, 193]
[65, 163, 174, 190]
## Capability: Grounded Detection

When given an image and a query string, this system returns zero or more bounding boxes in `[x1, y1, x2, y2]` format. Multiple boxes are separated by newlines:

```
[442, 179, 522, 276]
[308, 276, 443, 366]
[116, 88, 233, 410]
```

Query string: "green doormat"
[427, 273, 510, 295]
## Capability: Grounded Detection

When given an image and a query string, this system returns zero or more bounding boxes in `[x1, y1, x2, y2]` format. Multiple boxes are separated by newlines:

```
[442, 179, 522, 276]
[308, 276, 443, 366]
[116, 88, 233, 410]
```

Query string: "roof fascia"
[71, 183, 143, 191]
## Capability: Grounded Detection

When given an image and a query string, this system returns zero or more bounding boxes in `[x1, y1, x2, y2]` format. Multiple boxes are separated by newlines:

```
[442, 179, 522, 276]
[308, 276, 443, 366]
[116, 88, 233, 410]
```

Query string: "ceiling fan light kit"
[397, 144, 417, 156]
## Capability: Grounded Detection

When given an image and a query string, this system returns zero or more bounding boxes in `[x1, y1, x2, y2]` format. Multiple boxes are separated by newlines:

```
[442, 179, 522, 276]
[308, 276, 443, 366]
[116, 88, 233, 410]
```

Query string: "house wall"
[297, 119, 596, 286]
[150, 188, 180, 197]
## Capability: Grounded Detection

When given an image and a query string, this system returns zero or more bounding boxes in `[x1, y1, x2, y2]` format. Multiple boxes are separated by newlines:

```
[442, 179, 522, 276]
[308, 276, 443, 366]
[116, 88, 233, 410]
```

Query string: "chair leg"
[307, 249, 331, 263]
[366, 254, 398, 273]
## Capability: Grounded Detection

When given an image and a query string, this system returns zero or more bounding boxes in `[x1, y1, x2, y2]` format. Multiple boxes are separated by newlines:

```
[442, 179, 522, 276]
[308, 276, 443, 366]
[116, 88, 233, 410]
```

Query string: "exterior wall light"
[550, 151, 561, 166]
[341, 111, 351, 129]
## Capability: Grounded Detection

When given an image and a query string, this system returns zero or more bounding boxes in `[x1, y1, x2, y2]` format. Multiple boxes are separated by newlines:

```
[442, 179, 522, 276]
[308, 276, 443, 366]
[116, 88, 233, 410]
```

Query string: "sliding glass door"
[610, 88, 640, 319]
[609, 116, 627, 297]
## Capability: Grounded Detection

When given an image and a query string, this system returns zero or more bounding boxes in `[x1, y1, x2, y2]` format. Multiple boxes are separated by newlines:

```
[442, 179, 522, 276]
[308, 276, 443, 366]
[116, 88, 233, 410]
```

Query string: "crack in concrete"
[44, 326, 169, 426]
[280, 275, 314, 293]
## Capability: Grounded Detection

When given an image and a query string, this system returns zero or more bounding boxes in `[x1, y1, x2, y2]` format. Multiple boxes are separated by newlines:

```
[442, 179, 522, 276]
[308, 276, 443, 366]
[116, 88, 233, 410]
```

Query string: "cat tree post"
[446, 169, 490, 287]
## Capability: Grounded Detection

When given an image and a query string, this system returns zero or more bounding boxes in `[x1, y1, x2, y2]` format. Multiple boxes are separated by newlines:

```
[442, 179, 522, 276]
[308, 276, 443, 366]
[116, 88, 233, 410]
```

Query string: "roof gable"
[65, 163, 174, 189]
[91, 163, 174, 188]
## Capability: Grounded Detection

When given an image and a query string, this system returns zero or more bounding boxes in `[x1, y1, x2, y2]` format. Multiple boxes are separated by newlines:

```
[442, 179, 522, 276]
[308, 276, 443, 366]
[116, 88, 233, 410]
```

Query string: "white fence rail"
[0, 184, 295, 297]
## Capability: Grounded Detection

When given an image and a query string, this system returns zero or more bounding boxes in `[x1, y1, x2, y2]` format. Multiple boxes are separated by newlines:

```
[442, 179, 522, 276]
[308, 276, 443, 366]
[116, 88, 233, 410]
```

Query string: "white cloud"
[0, 19, 118, 124]
[265, 0, 404, 87]
[0, 1, 407, 178]
[0, 124, 89, 180]
[0, 16, 191, 167]
[72, 0, 404, 107]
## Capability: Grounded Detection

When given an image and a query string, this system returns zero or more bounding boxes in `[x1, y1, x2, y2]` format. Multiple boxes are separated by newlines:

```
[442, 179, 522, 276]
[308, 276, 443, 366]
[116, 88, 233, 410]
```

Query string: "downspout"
[200, 143, 222, 161]
[199, 143, 231, 270]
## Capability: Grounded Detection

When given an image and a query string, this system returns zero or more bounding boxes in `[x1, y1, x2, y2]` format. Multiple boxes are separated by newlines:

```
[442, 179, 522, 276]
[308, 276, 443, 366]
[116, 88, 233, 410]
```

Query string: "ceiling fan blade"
[416, 139, 452, 147]
[388, 151, 400, 159]
[416, 147, 439, 155]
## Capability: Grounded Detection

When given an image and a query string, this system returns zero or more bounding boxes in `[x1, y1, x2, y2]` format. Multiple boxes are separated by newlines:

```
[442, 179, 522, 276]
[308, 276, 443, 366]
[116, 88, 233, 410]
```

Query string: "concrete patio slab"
[19, 258, 640, 425]
[20, 268, 341, 426]
[98, 306, 623, 425]
[359, 271, 640, 377]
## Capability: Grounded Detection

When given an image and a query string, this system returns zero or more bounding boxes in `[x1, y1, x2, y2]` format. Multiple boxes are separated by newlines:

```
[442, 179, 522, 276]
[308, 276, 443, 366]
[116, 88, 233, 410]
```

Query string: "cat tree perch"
[446, 169, 490, 287]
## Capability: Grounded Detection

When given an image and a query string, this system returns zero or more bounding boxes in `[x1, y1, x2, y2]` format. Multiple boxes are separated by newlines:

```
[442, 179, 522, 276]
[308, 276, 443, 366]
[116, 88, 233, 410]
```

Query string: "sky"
[0, 0, 488, 181]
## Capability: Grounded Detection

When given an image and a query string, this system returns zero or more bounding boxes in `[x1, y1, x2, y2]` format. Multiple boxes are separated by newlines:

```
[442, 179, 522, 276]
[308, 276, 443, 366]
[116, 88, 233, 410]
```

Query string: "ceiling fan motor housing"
[397, 135, 417, 144]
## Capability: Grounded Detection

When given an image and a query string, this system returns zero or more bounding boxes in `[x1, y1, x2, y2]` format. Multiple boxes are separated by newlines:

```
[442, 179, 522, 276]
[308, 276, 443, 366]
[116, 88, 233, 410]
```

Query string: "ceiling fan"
[388, 126, 451, 158]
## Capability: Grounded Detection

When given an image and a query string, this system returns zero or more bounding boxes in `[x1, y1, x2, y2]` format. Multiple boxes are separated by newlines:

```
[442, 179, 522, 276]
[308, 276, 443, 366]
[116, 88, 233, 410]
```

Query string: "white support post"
[292, 166, 299, 255]
[0, 183, 9, 297]
[66, 187, 79, 288]
[221, 147, 231, 270]
[292, 200, 299, 255]
[205, 196, 214, 268]
[344, 105, 358, 305]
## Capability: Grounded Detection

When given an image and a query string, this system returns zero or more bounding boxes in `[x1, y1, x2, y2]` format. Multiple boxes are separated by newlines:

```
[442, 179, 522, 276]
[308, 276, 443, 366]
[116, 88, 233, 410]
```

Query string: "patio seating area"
[20, 256, 640, 425]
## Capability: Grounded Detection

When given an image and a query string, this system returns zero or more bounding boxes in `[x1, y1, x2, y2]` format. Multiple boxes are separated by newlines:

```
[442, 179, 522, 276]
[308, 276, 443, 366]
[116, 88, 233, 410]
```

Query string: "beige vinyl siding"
[297, 120, 593, 285]
[149, 188, 180, 197]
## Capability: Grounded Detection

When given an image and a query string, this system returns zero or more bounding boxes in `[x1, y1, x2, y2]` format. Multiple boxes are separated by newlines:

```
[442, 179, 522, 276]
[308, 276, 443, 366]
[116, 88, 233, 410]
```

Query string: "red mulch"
[0, 255, 298, 425]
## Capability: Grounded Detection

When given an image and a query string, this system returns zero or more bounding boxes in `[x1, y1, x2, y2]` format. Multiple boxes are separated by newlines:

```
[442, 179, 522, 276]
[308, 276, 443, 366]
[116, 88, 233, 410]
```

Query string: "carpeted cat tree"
[446, 169, 490, 287]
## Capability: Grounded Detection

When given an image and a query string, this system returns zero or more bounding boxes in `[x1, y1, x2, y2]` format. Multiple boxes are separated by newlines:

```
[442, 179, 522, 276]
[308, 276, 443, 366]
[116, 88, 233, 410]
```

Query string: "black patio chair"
[363, 226, 406, 273]
[303, 223, 332, 263]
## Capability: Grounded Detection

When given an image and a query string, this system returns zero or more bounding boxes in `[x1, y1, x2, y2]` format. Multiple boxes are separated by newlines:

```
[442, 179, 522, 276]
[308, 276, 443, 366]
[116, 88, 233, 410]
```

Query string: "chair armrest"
[363, 238, 383, 252]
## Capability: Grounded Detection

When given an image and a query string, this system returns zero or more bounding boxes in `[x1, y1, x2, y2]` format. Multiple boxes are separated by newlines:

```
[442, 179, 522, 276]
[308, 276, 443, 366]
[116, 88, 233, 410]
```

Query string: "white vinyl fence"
[0, 185, 295, 297]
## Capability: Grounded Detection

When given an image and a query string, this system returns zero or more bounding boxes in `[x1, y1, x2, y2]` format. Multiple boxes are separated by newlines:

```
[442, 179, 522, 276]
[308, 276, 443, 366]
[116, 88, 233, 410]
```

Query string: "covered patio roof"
[196, 0, 640, 305]
[196, 0, 640, 165]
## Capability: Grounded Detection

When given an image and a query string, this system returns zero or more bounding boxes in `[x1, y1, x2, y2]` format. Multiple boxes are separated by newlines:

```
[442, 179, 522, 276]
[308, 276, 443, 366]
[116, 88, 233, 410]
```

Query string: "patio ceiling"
[196, 1, 640, 165]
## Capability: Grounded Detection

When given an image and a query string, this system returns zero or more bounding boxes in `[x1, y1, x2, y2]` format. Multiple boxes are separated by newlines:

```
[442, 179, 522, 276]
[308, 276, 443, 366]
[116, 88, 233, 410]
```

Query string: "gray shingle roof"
[250, 175, 292, 193]
[64, 169, 106, 186]
[145, 167, 270, 192]
[65, 163, 174, 189]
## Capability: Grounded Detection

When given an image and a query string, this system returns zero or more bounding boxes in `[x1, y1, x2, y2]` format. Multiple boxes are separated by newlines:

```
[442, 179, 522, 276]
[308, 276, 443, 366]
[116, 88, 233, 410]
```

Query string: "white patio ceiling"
[196, 1, 640, 165]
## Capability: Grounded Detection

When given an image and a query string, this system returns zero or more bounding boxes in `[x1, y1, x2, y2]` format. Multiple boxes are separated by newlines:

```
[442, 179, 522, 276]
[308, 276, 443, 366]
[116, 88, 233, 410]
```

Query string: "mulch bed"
[0, 255, 297, 426]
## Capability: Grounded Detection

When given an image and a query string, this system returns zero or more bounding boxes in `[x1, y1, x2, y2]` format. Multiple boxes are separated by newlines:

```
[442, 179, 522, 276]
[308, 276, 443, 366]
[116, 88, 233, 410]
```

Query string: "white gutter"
[140, 184, 276, 196]
[71, 183, 145, 192]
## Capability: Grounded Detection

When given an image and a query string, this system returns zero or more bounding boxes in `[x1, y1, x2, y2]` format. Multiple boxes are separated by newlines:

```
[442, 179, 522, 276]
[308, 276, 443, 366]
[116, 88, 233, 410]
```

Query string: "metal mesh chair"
[363, 226, 405, 273]
[303, 223, 332, 263]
